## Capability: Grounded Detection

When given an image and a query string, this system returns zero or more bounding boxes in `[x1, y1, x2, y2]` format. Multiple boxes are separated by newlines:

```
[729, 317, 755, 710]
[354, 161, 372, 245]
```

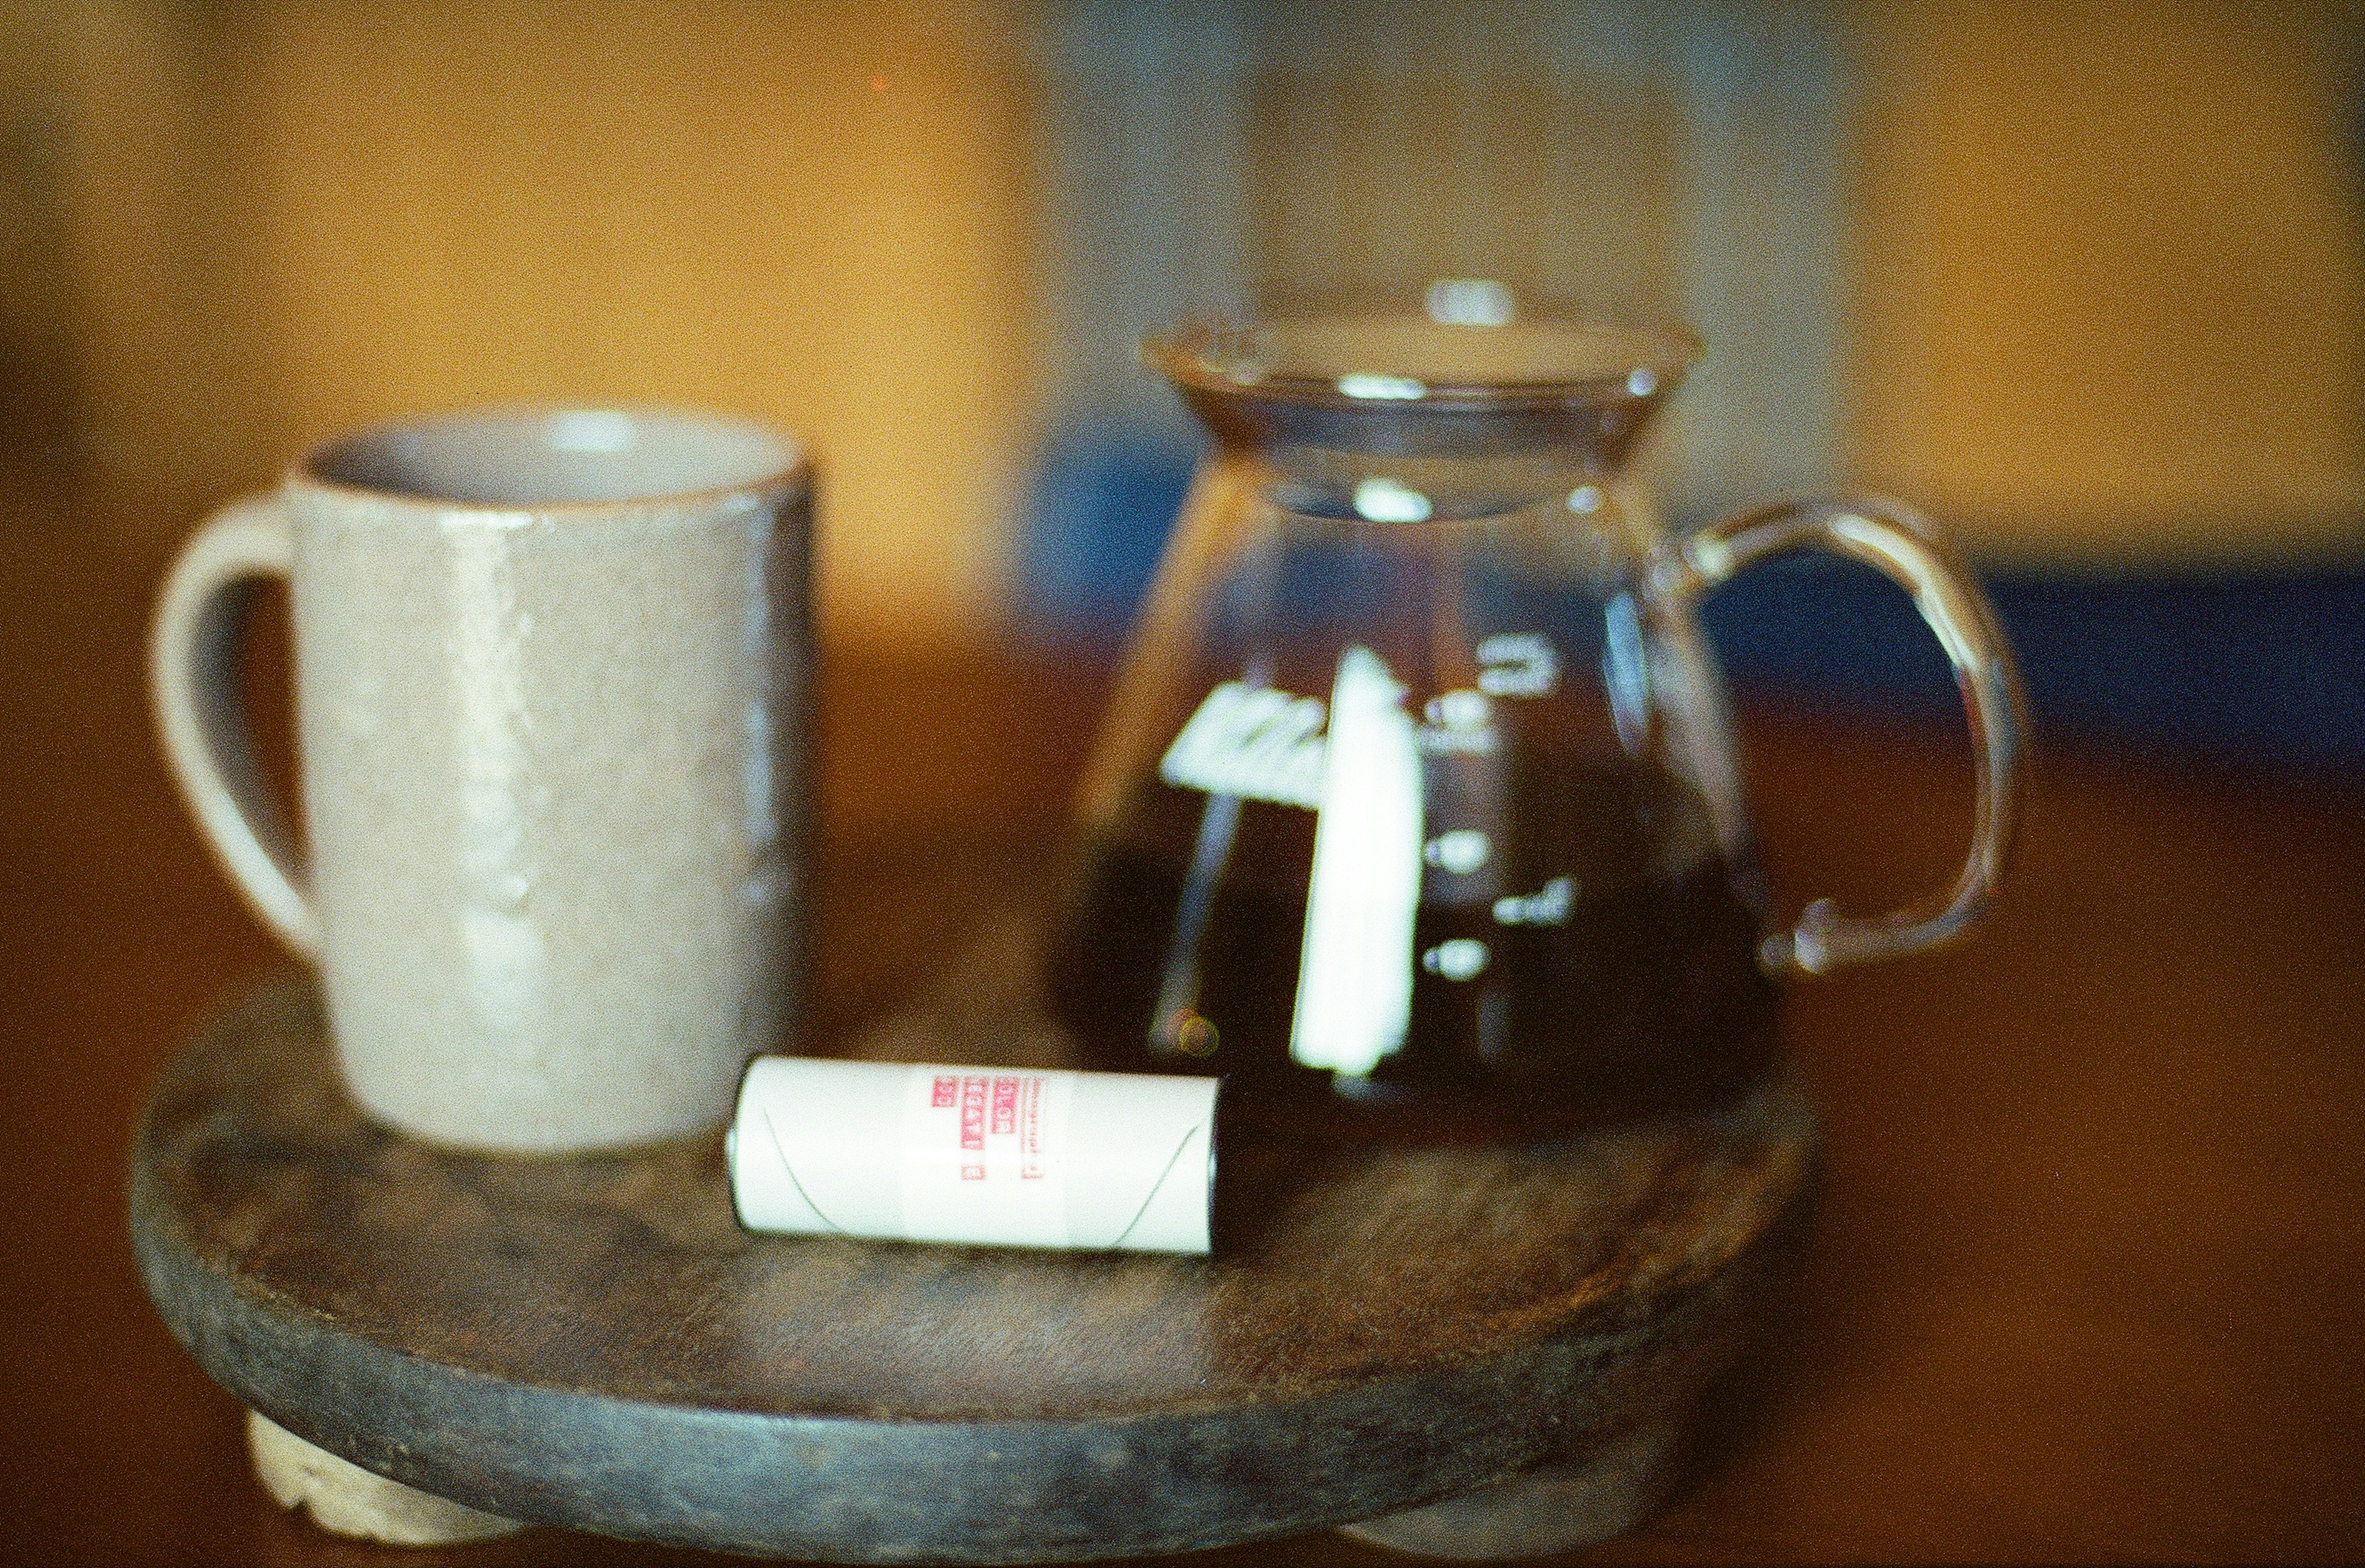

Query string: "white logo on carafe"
[1158, 682, 1328, 808]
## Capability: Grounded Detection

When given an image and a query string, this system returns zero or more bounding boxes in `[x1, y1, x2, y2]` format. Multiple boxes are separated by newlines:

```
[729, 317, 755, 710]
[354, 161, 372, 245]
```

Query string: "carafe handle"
[1664, 498, 2027, 974]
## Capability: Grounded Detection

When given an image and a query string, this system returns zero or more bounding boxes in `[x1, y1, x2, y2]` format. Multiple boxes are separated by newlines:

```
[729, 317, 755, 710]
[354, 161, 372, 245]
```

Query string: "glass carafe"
[1045, 297, 2023, 1136]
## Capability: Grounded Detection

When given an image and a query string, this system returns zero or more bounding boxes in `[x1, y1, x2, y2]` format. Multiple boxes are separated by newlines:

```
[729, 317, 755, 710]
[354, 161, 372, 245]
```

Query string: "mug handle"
[1660, 497, 2027, 975]
[150, 494, 321, 956]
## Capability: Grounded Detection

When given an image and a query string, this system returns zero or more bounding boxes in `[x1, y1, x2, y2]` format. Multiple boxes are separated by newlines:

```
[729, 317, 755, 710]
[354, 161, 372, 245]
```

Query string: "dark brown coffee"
[1045, 760, 1781, 1139]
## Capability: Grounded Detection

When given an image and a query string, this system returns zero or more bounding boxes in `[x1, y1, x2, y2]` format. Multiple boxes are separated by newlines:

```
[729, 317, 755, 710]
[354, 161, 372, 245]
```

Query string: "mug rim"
[291, 405, 809, 514]
[1142, 288, 1702, 411]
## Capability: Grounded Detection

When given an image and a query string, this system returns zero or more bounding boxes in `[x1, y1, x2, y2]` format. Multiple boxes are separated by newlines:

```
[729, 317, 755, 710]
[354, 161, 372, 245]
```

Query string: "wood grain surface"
[131, 963, 1814, 1561]
[7, 495, 2365, 1562]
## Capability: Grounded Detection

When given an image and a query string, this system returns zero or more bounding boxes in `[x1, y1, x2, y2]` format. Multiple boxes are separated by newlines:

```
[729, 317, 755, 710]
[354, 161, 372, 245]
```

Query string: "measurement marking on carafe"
[1352, 477, 1433, 523]
[1494, 876, 1575, 927]
[1423, 830, 1491, 874]
[1476, 632, 1559, 698]
[1422, 939, 1490, 980]
[1428, 690, 1490, 729]
[1418, 688, 1497, 754]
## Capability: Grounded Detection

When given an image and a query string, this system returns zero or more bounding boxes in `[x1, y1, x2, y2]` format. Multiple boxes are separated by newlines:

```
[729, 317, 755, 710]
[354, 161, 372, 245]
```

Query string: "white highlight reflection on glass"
[1603, 589, 1652, 756]
[1353, 477, 1433, 523]
[1568, 484, 1604, 514]
[1337, 373, 1428, 401]
[1425, 277, 1514, 327]
[1290, 645, 1422, 1080]
[1625, 368, 1659, 397]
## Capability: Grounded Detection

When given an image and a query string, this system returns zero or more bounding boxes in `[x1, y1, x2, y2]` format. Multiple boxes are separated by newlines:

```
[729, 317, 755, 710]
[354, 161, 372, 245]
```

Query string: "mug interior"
[305, 408, 799, 507]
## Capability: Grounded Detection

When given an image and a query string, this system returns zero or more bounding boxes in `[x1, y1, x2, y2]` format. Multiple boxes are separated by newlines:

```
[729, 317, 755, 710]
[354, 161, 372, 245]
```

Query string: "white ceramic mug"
[152, 407, 812, 1153]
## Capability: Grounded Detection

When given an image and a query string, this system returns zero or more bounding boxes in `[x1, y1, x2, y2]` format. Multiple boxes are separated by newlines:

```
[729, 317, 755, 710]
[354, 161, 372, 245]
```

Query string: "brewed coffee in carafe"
[1047, 296, 2024, 1136]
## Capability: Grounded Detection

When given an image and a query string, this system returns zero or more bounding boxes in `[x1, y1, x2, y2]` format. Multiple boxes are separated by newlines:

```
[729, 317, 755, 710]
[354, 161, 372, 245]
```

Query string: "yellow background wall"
[4, 0, 2361, 646]
[1853, 0, 2365, 563]
[34, 0, 1040, 644]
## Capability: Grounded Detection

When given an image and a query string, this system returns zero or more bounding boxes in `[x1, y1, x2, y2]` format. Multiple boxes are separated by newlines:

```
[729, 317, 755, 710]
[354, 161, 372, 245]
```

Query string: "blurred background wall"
[2, 0, 2360, 756]
[2, 0, 1041, 641]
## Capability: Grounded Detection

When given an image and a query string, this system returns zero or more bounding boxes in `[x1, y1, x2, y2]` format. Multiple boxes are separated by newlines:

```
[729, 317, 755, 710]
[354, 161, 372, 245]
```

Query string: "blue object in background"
[1700, 557, 2365, 780]
[1013, 428, 1200, 631]
[2015, 570, 2365, 776]
[1014, 432, 2365, 780]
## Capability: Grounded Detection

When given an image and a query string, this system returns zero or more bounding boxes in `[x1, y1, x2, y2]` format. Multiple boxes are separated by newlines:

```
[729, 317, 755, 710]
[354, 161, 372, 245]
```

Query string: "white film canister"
[728, 1059, 1220, 1254]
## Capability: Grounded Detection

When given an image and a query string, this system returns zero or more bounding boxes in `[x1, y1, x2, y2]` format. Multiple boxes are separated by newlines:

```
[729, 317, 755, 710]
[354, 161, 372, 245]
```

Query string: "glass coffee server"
[1047, 289, 2023, 1135]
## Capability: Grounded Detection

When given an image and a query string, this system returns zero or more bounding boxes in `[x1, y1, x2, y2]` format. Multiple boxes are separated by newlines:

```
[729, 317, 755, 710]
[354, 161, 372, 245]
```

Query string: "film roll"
[729, 1058, 1219, 1253]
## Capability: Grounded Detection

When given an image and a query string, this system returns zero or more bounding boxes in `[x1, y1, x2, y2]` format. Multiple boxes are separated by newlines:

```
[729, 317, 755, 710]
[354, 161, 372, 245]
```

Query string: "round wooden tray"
[131, 971, 1817, 1562]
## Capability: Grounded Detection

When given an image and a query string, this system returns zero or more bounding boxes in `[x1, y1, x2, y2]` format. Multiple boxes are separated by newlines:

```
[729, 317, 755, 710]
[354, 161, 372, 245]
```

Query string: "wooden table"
[6, 495, 2363, 1564]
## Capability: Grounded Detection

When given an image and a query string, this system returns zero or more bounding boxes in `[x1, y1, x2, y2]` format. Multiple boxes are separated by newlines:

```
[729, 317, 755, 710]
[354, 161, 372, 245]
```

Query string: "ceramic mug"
[152, 407, 811, 1153]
